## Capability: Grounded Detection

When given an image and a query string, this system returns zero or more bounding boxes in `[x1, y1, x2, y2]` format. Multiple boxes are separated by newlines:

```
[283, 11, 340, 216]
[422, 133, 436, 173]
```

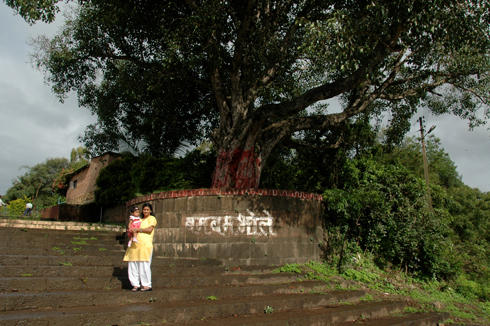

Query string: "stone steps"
[0, 223, 450, 325]
[0, 255, 221, 267]
[1, 280, 330, 311]
[0, 272, 313, 293]
[0, 264, 291, 278]
[3, 236, 123, 246]
[4, 247, 126, 256]
[2, 243, 123, 252]
[333, 312, 451, 326]
[173, 301, 410, 325]
[0, 290, 367, 326]
[0, 218, 125, 232]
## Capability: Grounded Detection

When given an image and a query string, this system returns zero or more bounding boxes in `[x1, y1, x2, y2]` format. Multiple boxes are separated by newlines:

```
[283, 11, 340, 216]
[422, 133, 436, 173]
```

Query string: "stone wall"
[40, 203, 126, 224]
[126, 189, 324, 266]
[102, 204, 126, 223]
[40, 205, 60, 220]
[40, 203, 99, 222]
[58, 203, 100, 222]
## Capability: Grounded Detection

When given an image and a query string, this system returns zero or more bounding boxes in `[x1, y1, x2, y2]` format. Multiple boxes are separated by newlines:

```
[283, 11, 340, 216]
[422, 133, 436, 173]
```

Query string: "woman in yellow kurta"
[123, 203, 157, 292]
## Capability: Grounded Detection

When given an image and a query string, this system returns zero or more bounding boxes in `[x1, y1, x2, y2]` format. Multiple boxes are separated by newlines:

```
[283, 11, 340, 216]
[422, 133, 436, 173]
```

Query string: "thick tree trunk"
[211, 145, 262, 188]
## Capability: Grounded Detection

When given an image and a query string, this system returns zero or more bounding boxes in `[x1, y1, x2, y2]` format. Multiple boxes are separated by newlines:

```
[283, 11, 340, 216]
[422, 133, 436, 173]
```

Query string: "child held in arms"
[127, 207, 141, 247]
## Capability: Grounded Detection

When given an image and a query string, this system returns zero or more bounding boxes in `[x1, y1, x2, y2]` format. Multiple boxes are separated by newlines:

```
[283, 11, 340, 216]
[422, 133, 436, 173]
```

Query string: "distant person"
[123, 203, 157, 292]
[127, 206, 141, 247]
[0, 195, 7, 212]
[23, 202, 33, 216]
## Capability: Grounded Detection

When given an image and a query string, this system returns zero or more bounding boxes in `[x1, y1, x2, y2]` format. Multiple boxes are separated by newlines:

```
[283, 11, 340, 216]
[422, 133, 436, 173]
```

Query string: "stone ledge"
[127, 188, 323, 207]
[0, 218, 125, 232]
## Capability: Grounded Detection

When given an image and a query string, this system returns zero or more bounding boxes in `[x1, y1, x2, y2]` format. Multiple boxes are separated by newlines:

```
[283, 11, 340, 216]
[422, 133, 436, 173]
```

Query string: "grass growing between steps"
[274, 259, 490, 325]
[0, 214, 41, 221]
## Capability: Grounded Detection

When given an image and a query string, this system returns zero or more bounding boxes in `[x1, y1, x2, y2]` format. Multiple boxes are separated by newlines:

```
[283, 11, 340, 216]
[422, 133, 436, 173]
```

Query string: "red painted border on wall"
[126, 188, 323, 208]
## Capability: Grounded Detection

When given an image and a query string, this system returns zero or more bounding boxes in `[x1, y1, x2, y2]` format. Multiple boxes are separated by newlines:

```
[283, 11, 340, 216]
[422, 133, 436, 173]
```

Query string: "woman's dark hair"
[130, 206, 139, 214]
[142, 203, 153, 216]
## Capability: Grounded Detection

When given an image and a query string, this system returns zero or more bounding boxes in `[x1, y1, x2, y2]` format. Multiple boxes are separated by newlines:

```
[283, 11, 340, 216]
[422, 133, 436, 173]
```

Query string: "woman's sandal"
[140, 287, 152, 292]
[131, 287, 140, 292]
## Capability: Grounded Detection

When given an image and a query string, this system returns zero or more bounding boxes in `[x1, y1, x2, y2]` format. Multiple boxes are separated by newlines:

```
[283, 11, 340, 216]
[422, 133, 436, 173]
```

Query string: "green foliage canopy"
[95, 149, 216, 206]
[8, 0, 490, 187]
[382, 135, 464, 189]
[262, 131, 490, 290]
[324, 154, 459, 279]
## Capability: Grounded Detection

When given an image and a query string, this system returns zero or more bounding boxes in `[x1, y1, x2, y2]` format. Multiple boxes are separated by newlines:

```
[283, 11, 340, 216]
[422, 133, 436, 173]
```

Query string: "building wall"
[66, 168, 90, 205]
[66, 153, 121, 205]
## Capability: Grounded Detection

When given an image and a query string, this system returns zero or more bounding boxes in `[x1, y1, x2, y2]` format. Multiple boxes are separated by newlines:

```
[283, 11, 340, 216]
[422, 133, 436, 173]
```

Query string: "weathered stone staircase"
[0, 221, 449, 325]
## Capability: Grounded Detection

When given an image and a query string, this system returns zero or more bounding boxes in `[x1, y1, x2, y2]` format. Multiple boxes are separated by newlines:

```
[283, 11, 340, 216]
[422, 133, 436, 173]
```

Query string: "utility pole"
[418, 117, 433, 210]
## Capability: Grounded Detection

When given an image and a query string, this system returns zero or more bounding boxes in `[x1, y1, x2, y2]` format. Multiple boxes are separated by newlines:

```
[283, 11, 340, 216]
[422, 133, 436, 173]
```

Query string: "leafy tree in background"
[95, 156, 138, 207]
[76, 60, 218, 158]
[70, 146, 90, 166]
[382, 135, 463, 189]
[5, 147, 91, 207]
[51, 146, 91, 196]
[260, 111, 379, 192]
[4, 157, 70, 208]
[6, 0, 490, 188]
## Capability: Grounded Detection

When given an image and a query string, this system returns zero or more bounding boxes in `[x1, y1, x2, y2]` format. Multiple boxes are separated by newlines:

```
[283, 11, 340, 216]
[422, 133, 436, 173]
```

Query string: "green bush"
[95, 150, 216, 206]
[454, 275, 481, 300]
[343, 269, 380, 284]
[7, 195, 31, 216]
[131, 156, 180, 193]
[95, 156, 138, 206]
[323, 154, 457, 279]
[273, 263, 302, 274]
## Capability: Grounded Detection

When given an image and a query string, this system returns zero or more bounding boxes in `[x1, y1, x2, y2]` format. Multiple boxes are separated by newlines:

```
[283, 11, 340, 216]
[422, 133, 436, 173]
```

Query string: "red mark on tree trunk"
[211, 147, 261, 189]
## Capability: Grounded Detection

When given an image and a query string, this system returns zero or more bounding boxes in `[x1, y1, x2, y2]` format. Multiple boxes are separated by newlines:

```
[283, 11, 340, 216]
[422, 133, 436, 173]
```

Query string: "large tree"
[6, 0, 490, 188]
[4, 157, 70, 207]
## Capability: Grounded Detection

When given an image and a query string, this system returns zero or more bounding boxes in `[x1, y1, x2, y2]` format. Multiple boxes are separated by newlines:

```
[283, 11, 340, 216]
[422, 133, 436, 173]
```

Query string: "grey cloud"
[0, 4, 95, 194]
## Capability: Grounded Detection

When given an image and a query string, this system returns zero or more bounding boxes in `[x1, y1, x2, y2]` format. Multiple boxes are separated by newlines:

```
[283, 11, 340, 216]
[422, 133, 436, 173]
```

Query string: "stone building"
[66, 152, 123, 205]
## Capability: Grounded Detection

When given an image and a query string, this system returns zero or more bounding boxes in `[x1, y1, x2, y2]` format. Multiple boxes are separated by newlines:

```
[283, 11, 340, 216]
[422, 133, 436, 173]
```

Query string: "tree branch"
[281, 135, 343, 151]
[259, 49, 408, 141]
[244, 2, 323, 107]
[254, 65, 369, 120]
[231, 0, 257, 124]
[210, 66, 231, 132]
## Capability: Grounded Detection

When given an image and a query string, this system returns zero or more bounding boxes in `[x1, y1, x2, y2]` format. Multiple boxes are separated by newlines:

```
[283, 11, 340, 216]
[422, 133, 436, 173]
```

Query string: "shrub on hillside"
[454, 275, 482, 300]
[323, 154, 459, 279]
[95, 150, 216, 207]
[95, 156, 138, 207]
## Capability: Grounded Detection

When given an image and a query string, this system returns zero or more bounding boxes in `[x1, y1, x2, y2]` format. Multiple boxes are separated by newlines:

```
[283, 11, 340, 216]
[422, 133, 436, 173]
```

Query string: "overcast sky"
[0, 4, 489, 195]
[0, 4, 96, 195]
